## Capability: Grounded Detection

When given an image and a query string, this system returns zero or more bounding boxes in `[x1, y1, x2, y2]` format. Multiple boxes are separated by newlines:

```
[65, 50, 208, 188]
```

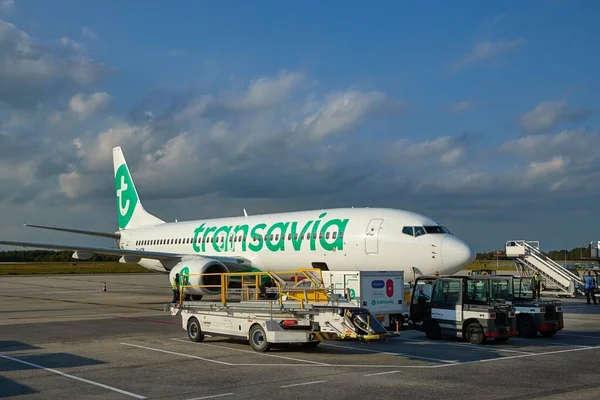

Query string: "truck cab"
[408, 275, 517, 344]
[492, 275, 564, 338]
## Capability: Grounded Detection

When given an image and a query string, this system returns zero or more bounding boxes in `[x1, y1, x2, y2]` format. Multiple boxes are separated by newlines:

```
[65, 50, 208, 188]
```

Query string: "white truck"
[319, 271, 406, 330]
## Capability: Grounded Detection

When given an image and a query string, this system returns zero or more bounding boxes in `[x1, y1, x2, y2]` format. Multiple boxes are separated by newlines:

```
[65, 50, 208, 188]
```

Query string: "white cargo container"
[320, 271, 405, 329]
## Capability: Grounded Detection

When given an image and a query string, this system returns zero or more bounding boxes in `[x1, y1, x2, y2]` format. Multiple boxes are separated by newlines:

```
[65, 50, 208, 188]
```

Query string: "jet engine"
[169, 259, 229, 297]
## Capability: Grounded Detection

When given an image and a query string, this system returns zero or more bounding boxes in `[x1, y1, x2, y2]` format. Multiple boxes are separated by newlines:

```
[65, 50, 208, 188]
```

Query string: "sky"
[0, 0, 599, 254]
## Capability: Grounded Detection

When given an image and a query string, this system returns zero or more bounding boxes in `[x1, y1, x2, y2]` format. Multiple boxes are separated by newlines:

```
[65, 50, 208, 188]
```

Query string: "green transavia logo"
[191, 212, 349, 254]
[115, 164, 138, 229]
[372, 299, 394, 306]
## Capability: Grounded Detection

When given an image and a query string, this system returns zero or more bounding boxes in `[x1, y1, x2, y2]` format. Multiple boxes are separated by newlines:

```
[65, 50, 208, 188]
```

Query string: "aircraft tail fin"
[113, 146, 164, 230]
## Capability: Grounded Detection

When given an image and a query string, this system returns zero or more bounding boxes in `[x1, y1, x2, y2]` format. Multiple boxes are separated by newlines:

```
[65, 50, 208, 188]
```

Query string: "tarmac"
[2, 273, 600, 400]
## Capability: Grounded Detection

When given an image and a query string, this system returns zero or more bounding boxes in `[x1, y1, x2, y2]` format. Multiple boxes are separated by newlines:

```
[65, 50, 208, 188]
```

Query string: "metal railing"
[505, 240, 584, 295]
[177, 268, 341, 309]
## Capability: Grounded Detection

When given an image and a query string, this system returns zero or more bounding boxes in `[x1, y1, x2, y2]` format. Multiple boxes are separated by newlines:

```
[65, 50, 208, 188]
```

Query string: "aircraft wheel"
[249, 324, 271, 352]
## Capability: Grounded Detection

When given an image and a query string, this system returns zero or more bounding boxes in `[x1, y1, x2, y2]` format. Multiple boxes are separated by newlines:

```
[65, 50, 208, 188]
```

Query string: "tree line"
[476, 247, 594, 261]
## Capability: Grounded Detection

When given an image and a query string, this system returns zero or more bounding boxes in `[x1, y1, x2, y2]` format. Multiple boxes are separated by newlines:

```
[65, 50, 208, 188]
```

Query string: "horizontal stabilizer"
[24, 224, 120, 240]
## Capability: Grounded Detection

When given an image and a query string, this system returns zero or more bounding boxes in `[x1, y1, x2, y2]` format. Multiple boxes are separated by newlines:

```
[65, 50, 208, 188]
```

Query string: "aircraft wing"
[0, 240, 252, 269]
[0, 239, 178, 261]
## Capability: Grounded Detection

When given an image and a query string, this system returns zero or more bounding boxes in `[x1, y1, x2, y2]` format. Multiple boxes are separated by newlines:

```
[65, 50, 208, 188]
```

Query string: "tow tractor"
[408, 275, 517, 344]
[491, 275, 564, 338]
[166, 268, 393, 352]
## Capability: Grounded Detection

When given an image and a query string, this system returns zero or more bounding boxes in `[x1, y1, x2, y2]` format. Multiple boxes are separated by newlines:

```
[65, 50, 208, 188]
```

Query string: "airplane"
[0, 146, 476, 300]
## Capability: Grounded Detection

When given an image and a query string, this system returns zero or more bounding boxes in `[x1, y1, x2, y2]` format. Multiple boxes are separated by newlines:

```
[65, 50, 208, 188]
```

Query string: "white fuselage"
[117, 207, 475, 281]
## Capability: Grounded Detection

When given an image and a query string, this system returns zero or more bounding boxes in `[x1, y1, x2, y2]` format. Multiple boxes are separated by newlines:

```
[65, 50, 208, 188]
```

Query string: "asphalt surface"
[2, 273, 600, 399]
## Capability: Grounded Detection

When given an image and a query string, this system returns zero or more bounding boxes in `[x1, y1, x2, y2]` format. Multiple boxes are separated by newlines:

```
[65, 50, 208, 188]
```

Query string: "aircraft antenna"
[243, 209, 248, 217]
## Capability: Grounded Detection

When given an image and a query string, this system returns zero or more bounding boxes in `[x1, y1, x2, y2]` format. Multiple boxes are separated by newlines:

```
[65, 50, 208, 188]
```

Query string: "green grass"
[0, 262, 149, 275]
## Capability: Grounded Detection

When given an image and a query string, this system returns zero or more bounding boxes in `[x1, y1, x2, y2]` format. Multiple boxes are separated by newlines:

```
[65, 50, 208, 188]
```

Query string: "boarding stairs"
[505, 240, 584, 297]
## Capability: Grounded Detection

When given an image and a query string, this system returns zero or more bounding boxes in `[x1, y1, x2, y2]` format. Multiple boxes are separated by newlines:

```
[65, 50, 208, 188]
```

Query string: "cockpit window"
[414, 226, 426, 237]
[402, 226, 414, 236]
[424, 226, 450, 234]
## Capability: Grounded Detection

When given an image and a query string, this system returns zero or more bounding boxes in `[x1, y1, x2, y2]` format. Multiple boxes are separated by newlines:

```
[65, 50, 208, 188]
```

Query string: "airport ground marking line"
[433, 345, 600, 368]
[445, 342, 536, 355]
[186, 393, 234, 400]
[320, 342, 459, 364]
[399, 336, 589, 352]
[171, 338, 331, 366]
[561, 333, 600, 340]
[510, 337, 592, 348]
[120, 342, 437, 368]
[0, 353, 146, 399]
[364, 370, 402, 377]
[280, 380, 326, 388]
[121, 343, 234, 366]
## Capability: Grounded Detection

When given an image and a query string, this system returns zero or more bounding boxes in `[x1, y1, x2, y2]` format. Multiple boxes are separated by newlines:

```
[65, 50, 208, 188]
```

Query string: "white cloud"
[519, 100, 588, 134]
[68, 92, 111, 117]
[0, 19, 116, 109]
[525, 156, 567, 178]
[223, 71, 304, 110]
[0, 0, 14, 13]
[167, 49, 186, 56]
[449, 101, 477, 113]
[300, 90, 404, 140]
[47, 92, 112, 127]
[81, 27, 98, 40]
[387, 136, 471, 166]
[455, 38, 525, 69]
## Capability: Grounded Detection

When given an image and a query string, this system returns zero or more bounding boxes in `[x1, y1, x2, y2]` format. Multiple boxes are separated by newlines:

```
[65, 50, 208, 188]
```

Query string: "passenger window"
[402, 226, 414, 236]
[326, 232, 330, 239]
[332, 232, 337, 239]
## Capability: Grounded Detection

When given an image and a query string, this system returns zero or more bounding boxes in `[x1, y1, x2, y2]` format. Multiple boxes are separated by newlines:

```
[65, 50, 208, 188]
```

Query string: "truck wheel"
[249, 324, 271, 352]
[517, 315, 537, 338]
[187, 318, 205, 342]
[424, 321, 441, 340]
[465, 322, 486, 345]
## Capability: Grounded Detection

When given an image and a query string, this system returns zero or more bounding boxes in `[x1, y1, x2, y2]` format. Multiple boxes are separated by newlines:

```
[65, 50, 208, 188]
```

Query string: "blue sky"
[0, 0, 599, 253]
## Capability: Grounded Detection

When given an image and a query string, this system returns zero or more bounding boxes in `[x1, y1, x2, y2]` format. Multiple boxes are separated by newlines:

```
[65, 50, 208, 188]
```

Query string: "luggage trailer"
[166, 268, 394, 352]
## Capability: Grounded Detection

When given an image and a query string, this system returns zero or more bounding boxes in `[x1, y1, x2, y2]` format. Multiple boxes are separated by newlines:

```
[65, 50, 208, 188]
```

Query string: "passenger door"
[365, 218, 383, 254]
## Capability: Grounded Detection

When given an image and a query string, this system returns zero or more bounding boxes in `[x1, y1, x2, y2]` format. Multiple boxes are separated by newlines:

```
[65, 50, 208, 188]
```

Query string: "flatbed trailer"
[167, 268, 394, 352]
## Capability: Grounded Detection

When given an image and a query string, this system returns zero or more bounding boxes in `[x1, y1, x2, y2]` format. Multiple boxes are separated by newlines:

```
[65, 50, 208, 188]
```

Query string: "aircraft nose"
[441, 235, 476, 271]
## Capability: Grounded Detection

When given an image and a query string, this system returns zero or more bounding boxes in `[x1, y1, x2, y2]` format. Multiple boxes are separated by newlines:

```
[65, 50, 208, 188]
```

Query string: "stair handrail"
[523, 242, 583, 283]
